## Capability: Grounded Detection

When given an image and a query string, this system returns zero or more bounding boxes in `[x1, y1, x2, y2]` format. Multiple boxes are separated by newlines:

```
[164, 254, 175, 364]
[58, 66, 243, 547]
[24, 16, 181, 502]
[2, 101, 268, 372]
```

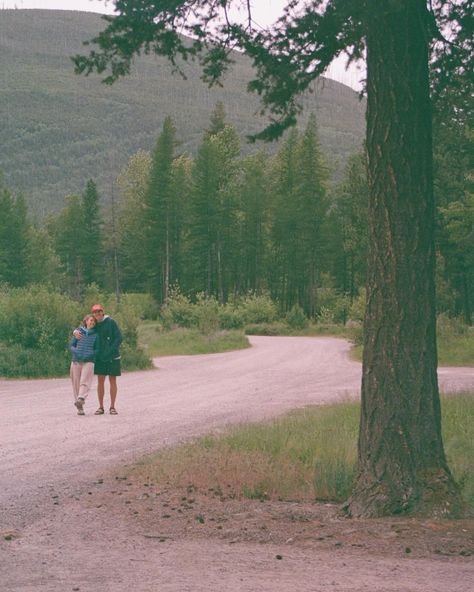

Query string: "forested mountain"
[0, 9, 365, 219]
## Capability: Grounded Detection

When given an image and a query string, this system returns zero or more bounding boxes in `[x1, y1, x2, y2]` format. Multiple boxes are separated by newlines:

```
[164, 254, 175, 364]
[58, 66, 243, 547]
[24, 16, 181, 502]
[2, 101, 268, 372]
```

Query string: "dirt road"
[1, 336, 473, 591]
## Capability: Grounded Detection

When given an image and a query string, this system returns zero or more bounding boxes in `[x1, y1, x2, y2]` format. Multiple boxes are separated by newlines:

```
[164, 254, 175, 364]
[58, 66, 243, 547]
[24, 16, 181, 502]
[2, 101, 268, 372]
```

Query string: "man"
[82, 304, 123, 415]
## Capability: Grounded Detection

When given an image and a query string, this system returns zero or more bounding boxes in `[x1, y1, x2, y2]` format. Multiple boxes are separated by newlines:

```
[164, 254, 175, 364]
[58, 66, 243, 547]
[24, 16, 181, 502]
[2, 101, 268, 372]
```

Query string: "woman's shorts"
[94, 358, 121, 377]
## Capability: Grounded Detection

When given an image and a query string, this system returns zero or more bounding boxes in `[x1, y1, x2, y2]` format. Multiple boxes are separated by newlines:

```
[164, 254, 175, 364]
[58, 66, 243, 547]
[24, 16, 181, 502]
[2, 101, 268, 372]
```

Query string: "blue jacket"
[69, 326, 99, 363]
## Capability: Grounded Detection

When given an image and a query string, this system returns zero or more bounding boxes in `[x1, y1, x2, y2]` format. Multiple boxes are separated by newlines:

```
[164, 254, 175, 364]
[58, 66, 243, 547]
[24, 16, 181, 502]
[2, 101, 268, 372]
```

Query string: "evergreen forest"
[1, 100, 471, 326]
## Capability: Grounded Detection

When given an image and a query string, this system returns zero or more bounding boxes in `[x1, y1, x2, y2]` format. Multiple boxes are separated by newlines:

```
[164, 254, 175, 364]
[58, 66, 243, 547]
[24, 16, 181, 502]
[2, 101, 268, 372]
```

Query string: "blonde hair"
[81, 314, 96, 327]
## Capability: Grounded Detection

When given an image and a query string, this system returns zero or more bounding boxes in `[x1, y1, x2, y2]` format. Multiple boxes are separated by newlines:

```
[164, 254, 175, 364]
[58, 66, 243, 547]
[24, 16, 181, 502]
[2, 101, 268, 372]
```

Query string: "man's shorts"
[94, 358, 121, 377]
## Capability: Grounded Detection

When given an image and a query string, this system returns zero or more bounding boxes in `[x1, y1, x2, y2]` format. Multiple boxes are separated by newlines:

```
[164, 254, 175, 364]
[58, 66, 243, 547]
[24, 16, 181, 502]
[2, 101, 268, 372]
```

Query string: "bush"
[286, 304, 308, 330]
[120, 293, 160, 320]
[436, 313, 469, 337]
[0, 286, 152, 377]
[194, 293, 220, 335]
[316, 288, 351, 325]
[218, 308, 245, 330]
[348, 289, 366, 323]
[120, 342, 153, 371]
[160, 289, 197, 329]
[236, 293, 279, 325]
[0, 286, 81, 351]
[0, 342, 70, 378]
[0, 286, 81, 377]
[245, 322, 288, 336]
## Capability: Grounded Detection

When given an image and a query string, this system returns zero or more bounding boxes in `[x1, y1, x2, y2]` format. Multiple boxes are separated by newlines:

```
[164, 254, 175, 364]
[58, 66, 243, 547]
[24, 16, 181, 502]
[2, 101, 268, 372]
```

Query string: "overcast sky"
[2, 0, 364, 90]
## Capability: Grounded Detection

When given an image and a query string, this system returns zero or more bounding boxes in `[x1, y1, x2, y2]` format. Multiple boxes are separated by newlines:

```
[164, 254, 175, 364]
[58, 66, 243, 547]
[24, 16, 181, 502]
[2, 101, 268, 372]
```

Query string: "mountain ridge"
[0, 9, 365, 218]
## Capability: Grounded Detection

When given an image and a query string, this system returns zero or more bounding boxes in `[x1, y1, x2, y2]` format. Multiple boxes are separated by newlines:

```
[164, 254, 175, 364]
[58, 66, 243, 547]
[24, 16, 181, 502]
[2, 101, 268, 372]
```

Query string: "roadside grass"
[349, 333, 473, 367]
[127, 391, 474, 508]
[437, 334, 474, 367]
[138, 323, 249, 357]
[140, 320, 473, 368]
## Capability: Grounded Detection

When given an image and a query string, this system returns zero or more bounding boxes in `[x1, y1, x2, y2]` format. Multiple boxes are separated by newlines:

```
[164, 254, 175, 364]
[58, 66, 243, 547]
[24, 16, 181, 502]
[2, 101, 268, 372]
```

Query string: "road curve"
[0, 335, 472, 530]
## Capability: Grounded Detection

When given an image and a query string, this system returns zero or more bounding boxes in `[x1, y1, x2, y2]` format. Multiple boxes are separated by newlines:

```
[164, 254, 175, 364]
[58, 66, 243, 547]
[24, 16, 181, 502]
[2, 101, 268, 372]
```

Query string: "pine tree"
[188, 117, 241, 301]
[47, 195, 85, 298]
[237, 152, 269, 294]
[116, 150, 153, 292]
[0, 185, 31, 287]
[268, 128, 300, 311]
[294, 114, 329, 316]
[330, 152, 368, 303]
[143, 116, 177, 303]
[169, 153, 193, 292]
[81, 179, 103, 286]
[206, 101, 227, 137]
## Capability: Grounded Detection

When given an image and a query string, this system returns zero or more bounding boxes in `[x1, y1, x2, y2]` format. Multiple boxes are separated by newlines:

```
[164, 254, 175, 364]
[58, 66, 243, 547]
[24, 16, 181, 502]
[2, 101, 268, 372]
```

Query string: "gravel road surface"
[1, 336, 473, 591]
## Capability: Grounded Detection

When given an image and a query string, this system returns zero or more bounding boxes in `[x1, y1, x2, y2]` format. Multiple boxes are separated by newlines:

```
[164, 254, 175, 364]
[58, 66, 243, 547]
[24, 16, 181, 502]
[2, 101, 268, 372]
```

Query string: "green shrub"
[236, 293, 279, 324]
[245, 322, 288, 336]
[0, 286, 81, 351]
[437, 313, 469, 337]
[0, 286, 152, 377]
[81, 283, 107, 312]
[120, 342, 153, 371]
[286, 304, 308, 330]
[119, 293, 160, 320]
[0, 342, 70, 378]
[218, 307, 245, 330]
[348, 289, 366, 323]
[160, 289, 198, 329]
[194, 293, 220, 335]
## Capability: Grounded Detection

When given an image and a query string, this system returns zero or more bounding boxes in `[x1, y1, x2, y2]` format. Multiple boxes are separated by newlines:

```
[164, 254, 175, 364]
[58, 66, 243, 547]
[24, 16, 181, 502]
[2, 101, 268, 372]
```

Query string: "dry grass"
[125, 393, 474, 507]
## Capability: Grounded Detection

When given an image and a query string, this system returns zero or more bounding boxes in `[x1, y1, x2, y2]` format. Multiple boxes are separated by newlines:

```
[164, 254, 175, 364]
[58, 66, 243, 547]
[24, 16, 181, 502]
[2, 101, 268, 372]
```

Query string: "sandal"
[109, 407, 118, 415]
[94, 407, 104, 415]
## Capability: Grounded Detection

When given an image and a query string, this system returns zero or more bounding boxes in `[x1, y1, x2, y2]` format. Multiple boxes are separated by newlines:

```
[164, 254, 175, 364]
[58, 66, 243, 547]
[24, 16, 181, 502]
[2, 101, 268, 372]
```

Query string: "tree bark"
[347, 0, 462, 517]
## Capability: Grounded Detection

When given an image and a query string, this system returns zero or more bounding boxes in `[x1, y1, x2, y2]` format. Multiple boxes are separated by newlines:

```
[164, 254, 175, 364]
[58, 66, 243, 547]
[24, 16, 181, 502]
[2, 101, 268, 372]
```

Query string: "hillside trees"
[187, 112, 241, 302]
[434, 117, 473, 325]
[81, 179, 103, 286]
[330, 152, 368, 303]
[267, 116, 329, 316]
[0, 183, 31, 287]
[46, 180, 104, 297]
[116, 150, 152, 292]
[142, 116, 179, 303]
[268, 128, 301, 312]
[438, 192, 474, 325]
[236, 151, 269, 294]
[293, 114, 329, 316]
[47, 195, 86, 298]
[74, 0, 473, 516]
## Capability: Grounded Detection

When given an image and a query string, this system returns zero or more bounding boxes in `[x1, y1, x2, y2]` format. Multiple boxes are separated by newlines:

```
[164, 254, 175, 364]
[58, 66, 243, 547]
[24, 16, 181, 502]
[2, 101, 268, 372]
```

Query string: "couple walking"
[69, 304, 123, 416]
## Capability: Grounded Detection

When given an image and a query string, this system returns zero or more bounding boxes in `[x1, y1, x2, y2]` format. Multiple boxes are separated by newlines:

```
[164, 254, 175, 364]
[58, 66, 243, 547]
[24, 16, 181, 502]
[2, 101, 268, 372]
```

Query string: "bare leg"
[97, 375, 106, 409]
[109, 375, 117, 409]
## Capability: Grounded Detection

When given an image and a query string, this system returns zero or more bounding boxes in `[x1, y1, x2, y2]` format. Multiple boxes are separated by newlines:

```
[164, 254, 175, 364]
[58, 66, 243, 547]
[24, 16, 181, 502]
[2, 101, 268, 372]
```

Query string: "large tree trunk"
[347, 1, 462, 517]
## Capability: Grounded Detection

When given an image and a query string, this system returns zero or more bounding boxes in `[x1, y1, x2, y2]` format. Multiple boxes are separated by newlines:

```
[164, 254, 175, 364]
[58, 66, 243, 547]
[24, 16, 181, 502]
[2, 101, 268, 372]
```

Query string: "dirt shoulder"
[90, 470, 474, 560]
[2, 470, 473, 592]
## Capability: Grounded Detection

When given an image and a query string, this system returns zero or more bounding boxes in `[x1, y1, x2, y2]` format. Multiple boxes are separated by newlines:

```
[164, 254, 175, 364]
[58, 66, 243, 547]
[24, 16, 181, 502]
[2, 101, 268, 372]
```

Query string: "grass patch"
[437, 333, 474, 367]
[442, 392, 474, 505]
[349, 334, 474, 367]
[128, 399, 360, 503]
[138, 323, 250, 357]
[127, 392, 474, 507]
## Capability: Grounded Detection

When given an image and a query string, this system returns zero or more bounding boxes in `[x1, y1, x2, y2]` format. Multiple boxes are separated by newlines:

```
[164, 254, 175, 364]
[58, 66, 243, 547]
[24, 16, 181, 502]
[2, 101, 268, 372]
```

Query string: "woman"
[69, 314, 100, 416]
